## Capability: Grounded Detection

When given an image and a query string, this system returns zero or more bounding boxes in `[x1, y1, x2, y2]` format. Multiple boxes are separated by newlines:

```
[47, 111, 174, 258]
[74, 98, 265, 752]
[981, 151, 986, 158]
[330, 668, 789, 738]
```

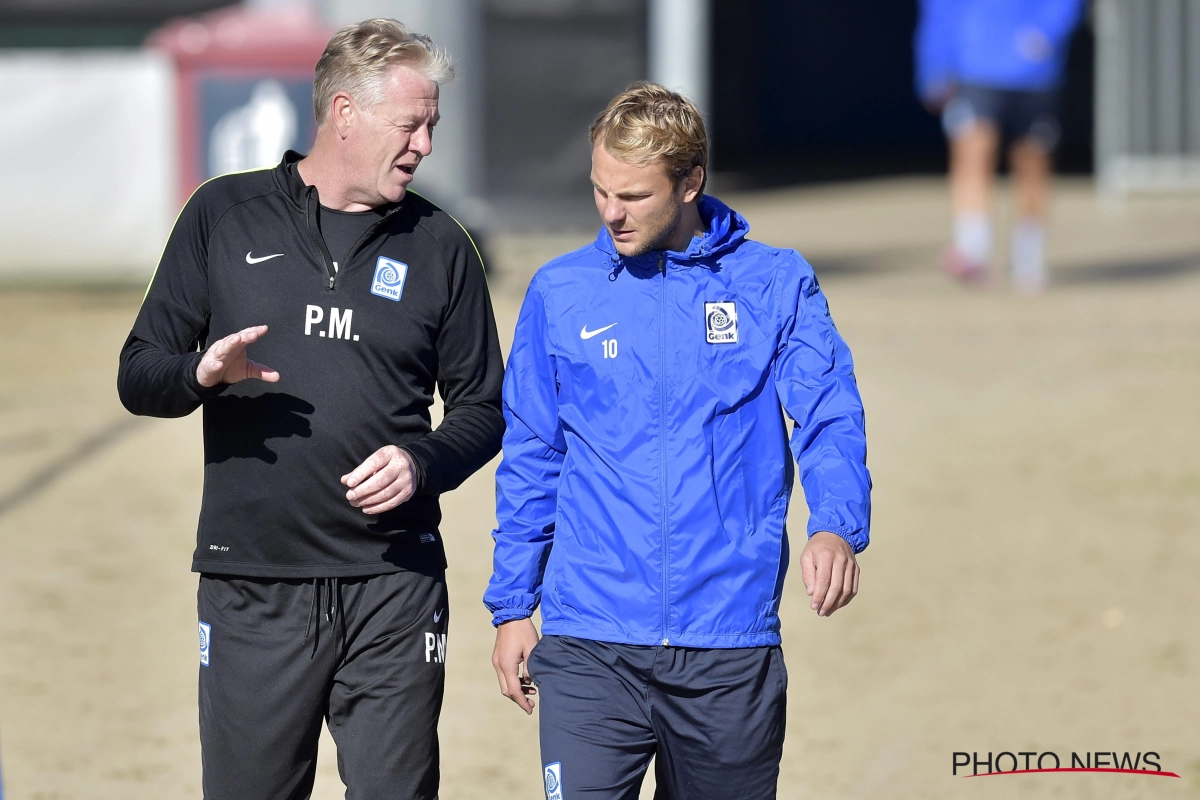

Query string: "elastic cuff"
[491, 608, 534, 627]
[807, 526, 868, 554]
[398, 445, 427, 495]
[182, 352, 226, 402]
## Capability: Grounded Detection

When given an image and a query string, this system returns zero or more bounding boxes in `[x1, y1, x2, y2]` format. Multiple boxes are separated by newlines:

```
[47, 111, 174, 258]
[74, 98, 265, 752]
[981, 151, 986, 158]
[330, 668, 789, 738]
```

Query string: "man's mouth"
[395, 164, 417, 178]
[610, 228, 634, 240]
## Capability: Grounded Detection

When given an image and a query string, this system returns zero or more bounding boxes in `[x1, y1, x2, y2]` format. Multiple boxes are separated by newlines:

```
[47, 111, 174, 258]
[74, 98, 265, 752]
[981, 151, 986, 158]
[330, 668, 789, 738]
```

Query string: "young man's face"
[591, 143, 697, 257]
[341, 65, 440, 205]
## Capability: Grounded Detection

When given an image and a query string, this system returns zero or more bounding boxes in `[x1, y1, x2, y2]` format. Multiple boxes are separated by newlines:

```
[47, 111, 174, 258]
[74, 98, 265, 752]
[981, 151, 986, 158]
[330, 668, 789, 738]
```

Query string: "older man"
[118, 19, 503, 800]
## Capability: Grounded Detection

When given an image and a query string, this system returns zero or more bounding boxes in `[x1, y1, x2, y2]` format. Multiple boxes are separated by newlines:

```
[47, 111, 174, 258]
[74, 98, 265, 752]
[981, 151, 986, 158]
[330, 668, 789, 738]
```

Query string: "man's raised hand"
[800, 531, 860, 617]
[196, 325, 280, 388]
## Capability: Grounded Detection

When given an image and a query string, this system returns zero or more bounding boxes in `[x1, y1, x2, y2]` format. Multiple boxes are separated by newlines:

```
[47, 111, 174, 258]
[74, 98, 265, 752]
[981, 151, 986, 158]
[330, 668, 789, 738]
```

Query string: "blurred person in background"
[487, 83, 871, 800]
[916, 0, 1087, 292]
[117, 19, 503, 800]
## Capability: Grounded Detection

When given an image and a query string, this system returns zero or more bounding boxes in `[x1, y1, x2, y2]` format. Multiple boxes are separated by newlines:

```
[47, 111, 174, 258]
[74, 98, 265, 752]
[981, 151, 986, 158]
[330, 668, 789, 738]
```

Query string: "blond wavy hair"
[589, 82, 708, 192]
[313, 18, 454, 125]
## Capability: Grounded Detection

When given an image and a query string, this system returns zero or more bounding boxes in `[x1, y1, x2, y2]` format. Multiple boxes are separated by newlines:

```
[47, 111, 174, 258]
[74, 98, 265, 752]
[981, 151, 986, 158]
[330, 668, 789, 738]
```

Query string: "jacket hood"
[594, 194, 750, 266]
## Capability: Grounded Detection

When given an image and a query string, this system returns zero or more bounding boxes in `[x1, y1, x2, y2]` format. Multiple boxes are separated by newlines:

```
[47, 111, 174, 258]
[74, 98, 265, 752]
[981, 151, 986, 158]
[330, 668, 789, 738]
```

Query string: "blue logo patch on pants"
[199, 621, 211, 666]
[544, 762, 563, 800]
[371, 257, 409, 302]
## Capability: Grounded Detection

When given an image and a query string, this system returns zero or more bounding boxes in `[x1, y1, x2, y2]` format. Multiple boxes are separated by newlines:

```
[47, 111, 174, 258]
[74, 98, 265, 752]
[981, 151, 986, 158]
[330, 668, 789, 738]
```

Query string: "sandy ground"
[1, 177, 1198, 799]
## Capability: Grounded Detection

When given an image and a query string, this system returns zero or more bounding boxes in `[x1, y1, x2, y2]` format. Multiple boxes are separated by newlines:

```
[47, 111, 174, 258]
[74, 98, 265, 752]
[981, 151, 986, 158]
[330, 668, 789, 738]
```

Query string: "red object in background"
[148, 4, 332, 206]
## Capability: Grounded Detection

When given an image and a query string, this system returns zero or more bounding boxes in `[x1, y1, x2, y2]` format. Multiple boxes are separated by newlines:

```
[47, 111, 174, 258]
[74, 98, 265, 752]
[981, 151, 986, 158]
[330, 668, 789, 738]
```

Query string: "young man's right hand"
[491, 617, 540, 715]
[196, 325, 280, 387]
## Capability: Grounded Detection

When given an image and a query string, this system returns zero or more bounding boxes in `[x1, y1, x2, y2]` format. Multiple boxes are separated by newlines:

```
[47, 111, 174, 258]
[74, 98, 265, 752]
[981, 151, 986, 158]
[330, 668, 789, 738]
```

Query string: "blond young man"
[486, 84, 872, 799]
[118, 19, 503, 799]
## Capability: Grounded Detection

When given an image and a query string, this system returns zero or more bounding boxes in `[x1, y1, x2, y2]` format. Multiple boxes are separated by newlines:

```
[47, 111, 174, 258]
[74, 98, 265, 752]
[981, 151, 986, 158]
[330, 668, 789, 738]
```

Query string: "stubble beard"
[616, 195, 684, 258]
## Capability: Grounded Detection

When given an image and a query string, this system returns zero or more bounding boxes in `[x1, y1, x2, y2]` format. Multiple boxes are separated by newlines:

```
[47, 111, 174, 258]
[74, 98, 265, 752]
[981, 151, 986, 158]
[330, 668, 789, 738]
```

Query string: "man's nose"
[411, 126, 434, 157]
[603, 199, 624, 225]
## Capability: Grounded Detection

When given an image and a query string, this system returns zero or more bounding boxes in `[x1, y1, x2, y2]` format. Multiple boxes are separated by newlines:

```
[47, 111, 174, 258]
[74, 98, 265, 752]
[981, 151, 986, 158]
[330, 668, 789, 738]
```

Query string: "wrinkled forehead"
[375, 64, 440, 115]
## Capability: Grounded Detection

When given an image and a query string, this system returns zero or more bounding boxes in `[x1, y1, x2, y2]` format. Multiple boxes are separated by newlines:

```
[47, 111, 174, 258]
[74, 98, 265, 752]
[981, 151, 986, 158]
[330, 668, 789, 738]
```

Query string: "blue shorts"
[528, 635, 788, 800]
[942, 84, 1062, 151]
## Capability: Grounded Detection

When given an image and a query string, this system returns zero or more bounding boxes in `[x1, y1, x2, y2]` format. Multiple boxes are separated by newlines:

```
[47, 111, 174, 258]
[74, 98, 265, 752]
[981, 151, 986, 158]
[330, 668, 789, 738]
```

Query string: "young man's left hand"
[800, 532, 859, 617]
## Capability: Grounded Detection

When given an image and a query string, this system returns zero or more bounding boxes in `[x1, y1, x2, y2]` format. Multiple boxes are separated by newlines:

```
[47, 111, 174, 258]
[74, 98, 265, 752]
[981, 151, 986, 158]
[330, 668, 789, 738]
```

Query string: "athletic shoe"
[939, 245, 989, 286]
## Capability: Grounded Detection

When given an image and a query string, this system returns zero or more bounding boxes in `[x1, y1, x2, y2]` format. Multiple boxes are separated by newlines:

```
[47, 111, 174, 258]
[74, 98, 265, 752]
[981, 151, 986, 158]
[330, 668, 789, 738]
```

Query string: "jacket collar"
[594, 194, 751, 271]
[273, 150, 406, 222]
[274, 150, 313, 211]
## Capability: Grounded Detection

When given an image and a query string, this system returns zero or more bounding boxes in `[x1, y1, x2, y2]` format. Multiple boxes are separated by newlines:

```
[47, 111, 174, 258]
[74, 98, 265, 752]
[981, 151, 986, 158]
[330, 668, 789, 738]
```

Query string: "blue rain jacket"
[484, 196, 871, 648]
[915, 0, 1086, 99]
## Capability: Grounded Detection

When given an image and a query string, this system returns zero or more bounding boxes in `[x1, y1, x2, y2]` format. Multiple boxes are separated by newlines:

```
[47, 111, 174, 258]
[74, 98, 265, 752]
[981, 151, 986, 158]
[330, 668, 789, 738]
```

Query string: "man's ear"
[680, 165, 704, 204]
[331, 92, 355, 139]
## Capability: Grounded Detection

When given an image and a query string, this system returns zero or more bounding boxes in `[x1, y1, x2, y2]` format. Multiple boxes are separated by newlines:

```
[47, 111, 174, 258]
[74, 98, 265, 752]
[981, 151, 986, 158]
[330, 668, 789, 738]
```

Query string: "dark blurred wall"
[483, 0, 646, 204]
[711, 0, 1095, 185]
[0, 0, 233, 46]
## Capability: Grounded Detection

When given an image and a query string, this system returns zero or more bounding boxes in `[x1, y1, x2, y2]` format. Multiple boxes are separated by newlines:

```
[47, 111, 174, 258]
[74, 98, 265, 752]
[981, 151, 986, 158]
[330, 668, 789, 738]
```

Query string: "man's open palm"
[196, 325, 280, 388]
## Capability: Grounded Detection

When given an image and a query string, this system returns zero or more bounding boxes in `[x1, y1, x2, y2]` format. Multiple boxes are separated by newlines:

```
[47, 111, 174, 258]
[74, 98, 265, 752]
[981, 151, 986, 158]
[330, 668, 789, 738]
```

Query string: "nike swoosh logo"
[433, 609, 444, 623]
[246, 252, 284, 264]
[580, 323, 617, 339]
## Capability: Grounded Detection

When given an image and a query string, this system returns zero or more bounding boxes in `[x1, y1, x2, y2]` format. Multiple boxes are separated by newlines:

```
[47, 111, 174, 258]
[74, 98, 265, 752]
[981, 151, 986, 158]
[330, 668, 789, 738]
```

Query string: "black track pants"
[197, 570, 448, 800]
[528, 635, 787, 800]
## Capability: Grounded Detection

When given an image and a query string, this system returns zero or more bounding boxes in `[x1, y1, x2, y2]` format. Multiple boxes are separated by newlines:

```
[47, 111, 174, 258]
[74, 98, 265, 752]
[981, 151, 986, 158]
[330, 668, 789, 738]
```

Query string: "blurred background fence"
[0, 0, 1195, 279]
[1095, 0, 1200, 194]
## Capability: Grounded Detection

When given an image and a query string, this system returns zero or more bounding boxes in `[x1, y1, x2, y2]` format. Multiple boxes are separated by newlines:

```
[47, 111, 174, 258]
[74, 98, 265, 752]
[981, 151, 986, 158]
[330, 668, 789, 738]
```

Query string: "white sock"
[1010, 218, 1046, 292]
[954, 213, 992, 265]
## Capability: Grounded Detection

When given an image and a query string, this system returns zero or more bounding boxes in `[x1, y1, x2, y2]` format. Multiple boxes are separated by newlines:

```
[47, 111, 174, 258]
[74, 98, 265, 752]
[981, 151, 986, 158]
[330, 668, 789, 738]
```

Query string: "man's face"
[343, 65, 440, 205]
[590, 143, 687, 257]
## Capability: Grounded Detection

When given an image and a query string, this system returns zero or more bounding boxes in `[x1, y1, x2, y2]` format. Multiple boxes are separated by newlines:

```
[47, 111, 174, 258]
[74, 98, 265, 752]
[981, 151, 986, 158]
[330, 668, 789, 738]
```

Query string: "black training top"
[319, 203, 389, 270]
[292, 160, 394, 270]
[118, 151, 505, 578]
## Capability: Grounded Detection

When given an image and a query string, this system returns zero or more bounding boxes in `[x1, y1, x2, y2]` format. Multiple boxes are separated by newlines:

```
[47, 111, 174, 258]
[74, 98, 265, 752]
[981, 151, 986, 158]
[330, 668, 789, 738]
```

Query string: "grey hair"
[313, 18, 454, 125]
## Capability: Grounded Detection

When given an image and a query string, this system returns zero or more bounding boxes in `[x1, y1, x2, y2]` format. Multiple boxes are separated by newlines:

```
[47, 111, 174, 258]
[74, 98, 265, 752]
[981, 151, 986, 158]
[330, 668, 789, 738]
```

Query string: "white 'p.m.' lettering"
[304, 305, 360, 341]
[424, 632, 448, 663]
[304, 304, 324, 336]
[329, 307, 353, 340]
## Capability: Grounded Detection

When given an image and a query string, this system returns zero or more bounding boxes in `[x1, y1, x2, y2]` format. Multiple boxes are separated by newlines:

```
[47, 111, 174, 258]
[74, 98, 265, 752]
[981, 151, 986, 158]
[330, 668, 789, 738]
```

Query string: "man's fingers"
[801, 549, 817, 597]
[810, 553, 832, 611]
[346, 464, 399, 503]
[836, 562, 859, 612]
[504, 662, 534, 714]
[818, 556, 845, 616]
[231, 325, 268, 347]
[245, 360, 280, 383]
[342, 448, 390, 489]
[198, 326, 270, 387]
[492, 661, 513, 702]
[360, 490, 412, 515]
[352, 483, 399, 510]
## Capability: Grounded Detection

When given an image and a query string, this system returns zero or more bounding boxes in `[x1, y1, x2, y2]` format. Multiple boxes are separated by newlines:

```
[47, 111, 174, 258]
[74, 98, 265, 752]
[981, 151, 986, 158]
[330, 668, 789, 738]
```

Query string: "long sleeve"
[117, 189, 217, 418]
[913, 0, 960, 102]
[399, 231, 505, 495]
[773, 255, 871, 553]
[484, 277, 565, 625]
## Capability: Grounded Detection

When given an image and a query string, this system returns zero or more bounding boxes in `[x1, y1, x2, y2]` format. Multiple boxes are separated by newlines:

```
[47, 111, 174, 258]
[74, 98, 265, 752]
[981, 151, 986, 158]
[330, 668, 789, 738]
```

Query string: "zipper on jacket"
[658, 252, 670, 646]
[303, 192, 339, 291]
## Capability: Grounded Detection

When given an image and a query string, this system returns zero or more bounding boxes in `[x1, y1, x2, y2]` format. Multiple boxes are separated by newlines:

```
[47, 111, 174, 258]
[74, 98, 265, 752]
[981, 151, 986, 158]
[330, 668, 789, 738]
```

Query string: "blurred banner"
[0, 50, 175, 282]
[147, 3, 330, 204]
